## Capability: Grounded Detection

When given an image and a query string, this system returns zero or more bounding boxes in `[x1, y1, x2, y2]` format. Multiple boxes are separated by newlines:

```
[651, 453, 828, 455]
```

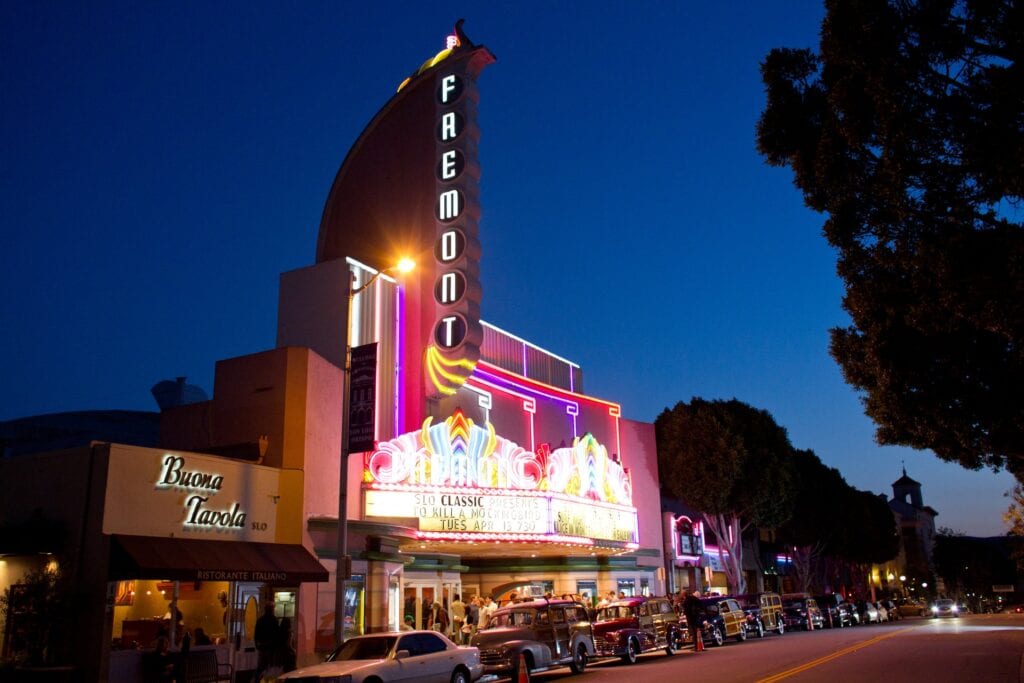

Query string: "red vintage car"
[592, 596, 686, 664]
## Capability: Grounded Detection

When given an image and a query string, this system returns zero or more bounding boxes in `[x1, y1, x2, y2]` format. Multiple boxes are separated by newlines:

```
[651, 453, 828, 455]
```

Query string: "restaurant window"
[616, 579, 635, 597]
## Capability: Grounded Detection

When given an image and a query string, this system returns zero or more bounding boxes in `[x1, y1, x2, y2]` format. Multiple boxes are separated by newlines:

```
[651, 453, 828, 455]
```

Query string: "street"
[501, 613, 1024, 683]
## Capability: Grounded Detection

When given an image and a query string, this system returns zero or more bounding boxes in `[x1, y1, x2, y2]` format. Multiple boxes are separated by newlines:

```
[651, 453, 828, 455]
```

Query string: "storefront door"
[403, 580, 462, 632]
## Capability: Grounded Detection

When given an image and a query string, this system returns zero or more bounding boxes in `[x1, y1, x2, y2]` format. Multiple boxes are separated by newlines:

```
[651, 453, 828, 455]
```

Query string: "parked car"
[859, 601, 881, 624]
[735, 592, 785, 637]
[882, 599, 901, 621]
[875, 602, 889, 622]
[470, 598, 595, 681]
[815, 594, 854, 628]
[691, 596, 749, 646]
[931, 598, 960, 618]
[782, 595, 825, 631]
[279, 630, 482, 683]
[592, 596, 686, 663]
[896, 598, 929, 617]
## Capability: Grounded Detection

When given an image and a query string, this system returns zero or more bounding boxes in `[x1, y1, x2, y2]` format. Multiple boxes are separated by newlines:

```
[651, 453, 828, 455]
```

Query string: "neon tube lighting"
[481, 321, 580, 369]
[475, 361, 621, 410]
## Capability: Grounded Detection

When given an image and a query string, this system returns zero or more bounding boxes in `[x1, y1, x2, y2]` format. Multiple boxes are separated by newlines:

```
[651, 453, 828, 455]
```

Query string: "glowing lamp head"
[396, 258, 415, 274]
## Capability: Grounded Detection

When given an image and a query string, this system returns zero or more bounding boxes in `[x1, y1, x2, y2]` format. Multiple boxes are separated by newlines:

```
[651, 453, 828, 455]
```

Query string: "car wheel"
[737, 625, 747, 642]
[756, 620, 765, 638]
[712, 626, 725, 647]
[570, 643, 588, 674]
[666, 629, 679, 656]
[450, 667, 471, 683]
[621, 638, 639, 664]
[776, 620, 785, 635]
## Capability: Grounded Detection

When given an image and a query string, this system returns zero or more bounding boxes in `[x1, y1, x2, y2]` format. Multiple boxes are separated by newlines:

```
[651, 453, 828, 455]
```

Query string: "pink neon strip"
[395, 283, 404, 436]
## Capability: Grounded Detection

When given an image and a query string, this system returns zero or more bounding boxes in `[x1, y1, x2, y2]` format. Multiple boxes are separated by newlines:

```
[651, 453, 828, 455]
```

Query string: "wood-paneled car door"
[550, 607, 573, 662]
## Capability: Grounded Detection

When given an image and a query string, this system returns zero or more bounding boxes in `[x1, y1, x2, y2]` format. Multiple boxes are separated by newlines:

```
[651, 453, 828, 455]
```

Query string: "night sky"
[2, 1, 1014, 535]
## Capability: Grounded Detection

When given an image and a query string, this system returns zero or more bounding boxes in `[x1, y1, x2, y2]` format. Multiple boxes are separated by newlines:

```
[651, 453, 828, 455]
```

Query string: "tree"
[934, 532, 1017, 602]
[656, 398, 796, 593]
[776, 448, 852, 592]
[0, 565, 73, 667]
[757, 0, 1024, 478]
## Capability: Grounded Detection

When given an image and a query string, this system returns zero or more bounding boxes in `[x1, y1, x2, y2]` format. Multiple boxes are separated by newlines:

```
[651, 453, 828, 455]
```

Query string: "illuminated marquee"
[363, 410, 638, 544]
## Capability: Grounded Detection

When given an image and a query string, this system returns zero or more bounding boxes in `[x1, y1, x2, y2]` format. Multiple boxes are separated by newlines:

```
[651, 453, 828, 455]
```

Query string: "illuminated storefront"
[274, 22, 667, 642]
[0, 442, 327, 681]
[1, 25, 669, 680]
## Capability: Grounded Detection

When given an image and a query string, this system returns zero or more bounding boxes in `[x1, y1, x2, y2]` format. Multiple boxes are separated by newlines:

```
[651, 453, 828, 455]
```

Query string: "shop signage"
[348, 342, 378, 453]
[102, 444, 291, 542]
[363, 410, 639, 544]
[426, 56, 484, 397]
[197, 570, 288, 582]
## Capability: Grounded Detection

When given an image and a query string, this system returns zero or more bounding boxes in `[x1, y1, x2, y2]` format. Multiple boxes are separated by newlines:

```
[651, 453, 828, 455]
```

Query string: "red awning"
[109, 534, 328, 584]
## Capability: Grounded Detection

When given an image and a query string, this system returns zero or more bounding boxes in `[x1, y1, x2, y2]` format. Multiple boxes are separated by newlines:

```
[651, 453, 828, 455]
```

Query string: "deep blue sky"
[2, 1, 1013, 535]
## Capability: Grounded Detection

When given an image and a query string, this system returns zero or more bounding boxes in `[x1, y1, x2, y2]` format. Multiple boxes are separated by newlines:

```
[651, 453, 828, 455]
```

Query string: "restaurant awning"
[109, 534, 329, 584]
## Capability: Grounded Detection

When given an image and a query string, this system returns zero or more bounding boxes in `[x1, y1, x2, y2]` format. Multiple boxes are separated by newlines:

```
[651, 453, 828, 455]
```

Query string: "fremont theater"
[0, 23, 665, 679]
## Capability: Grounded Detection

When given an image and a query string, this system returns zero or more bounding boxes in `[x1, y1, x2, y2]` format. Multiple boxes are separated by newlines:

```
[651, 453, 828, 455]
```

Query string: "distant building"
[888, 468, 938, 584]
[0, 410, 159, 457]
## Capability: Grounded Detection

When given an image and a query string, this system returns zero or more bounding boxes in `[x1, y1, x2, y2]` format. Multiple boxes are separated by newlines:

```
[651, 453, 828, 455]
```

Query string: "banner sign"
[348, 342, 378, 453]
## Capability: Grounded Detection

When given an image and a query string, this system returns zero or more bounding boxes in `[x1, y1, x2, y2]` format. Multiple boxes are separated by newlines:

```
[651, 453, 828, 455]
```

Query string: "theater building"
[268, 23, 665, 643]
[0, 24, 665, 678]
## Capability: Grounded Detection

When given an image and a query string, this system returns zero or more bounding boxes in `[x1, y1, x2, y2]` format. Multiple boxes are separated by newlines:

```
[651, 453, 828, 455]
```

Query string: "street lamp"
[334, 257, 414, 649]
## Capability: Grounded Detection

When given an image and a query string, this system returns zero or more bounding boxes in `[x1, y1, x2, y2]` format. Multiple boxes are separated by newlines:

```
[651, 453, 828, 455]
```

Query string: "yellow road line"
[755, 629, 910, 683]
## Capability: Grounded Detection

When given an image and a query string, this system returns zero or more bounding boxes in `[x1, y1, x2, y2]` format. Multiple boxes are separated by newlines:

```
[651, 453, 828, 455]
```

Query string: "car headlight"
[931, 606, 939, 613]
[952, 606, 959, 613]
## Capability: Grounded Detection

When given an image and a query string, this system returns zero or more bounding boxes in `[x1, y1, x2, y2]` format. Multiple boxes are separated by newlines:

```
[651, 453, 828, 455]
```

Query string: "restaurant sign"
[363, 410, 638, 545]
[103, 444, 294, 542]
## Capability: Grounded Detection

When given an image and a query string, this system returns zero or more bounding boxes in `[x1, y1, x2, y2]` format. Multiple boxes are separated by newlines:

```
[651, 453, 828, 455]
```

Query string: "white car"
[279, 630, 483, 683]
[932, 599, 960, 618]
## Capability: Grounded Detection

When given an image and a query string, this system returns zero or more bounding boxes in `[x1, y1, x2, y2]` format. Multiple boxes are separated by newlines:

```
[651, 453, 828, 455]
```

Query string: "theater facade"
[0, 24, 666, 679]
[274, 23, 665, 644]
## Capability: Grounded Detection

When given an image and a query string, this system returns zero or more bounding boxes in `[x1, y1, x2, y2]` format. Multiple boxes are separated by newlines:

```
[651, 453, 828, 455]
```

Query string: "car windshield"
[937, 599, 955, 607]
[485, 610, 535, 628]
[328, 636, 397, 661]
[597, 606, 634, 620]
[783, 601, 805, 610]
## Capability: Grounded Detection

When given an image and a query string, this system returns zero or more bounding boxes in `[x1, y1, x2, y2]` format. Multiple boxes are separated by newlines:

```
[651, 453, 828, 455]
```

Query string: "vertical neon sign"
[426, 44, 485, 397]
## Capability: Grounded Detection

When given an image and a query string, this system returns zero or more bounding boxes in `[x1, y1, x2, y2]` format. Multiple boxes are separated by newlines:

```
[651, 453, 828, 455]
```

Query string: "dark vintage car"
[782, 594, 825, 630]
[734, 592, 785, 638]
[592, 596, 686, 663]
[689, 597, 748, 646]
[814, 594, 855, 628]
[470, 598, 595, 682]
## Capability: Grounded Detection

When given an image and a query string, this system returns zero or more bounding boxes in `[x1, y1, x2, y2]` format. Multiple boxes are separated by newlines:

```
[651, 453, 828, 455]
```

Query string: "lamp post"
[334, 258, 414, 649]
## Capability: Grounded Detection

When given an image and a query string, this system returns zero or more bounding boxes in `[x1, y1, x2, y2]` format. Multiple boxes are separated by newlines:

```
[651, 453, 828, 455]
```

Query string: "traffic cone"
[695, 627, 705, 652]
[516, 652, 529, 683]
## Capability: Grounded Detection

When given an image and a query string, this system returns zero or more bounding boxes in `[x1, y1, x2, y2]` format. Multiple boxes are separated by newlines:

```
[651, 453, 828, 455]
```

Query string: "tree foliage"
[0, 565, 73, 666]
[776, 449, 851, 591]
[757, 0, 1024, 477]
[656, 398, 797, 592]
[934, 532, 1017, 598]
[777, 449, 900, 592]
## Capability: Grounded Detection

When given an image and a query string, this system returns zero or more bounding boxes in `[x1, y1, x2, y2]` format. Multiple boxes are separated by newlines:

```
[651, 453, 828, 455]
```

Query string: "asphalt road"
[503, 613, 1024, 683]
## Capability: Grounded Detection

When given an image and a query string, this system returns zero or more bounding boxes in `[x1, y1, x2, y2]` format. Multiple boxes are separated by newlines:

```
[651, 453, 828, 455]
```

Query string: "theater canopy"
[109, 534, 328, 584]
